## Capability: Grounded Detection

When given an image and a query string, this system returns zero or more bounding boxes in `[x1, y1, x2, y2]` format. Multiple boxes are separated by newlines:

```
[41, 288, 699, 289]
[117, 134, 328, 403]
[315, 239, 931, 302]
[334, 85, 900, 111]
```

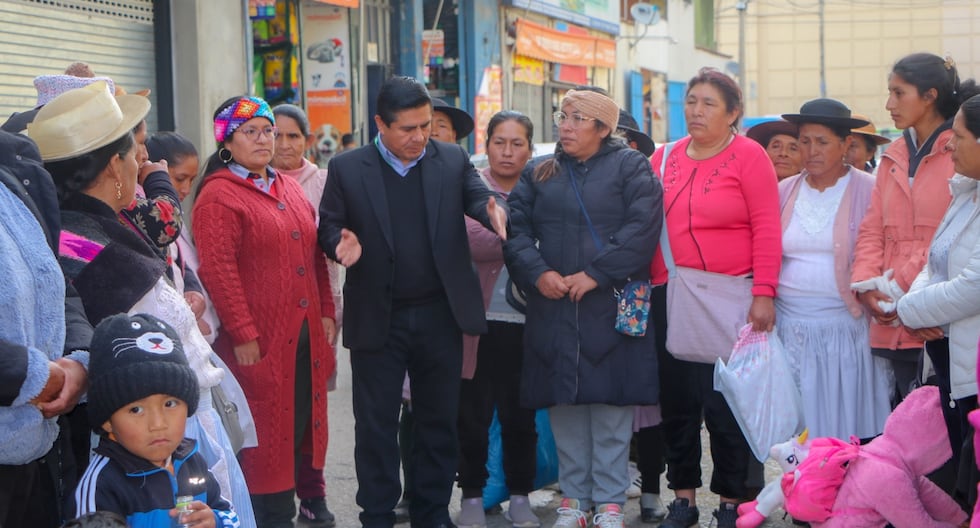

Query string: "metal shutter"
[0, 0, 158, 132]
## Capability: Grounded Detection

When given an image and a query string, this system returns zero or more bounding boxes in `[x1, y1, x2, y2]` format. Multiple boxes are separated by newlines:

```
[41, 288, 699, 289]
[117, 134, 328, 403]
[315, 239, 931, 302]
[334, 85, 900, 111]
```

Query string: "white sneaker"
[553, 498, 589, 528]
[592, 504, 625, 528]
[626, 462, 642, 499]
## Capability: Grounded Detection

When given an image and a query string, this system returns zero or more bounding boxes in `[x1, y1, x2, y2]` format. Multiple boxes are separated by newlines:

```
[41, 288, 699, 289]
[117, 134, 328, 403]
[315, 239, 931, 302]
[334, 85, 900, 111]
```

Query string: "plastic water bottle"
[174, 495, 193, 528]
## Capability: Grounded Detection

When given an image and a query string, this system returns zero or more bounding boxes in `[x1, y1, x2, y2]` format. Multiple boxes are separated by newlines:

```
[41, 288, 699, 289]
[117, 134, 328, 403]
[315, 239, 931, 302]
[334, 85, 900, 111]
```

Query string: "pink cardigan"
[650, 135, 782, 296]
[851, 130, 954, 349]
[778, 168, 875, 318]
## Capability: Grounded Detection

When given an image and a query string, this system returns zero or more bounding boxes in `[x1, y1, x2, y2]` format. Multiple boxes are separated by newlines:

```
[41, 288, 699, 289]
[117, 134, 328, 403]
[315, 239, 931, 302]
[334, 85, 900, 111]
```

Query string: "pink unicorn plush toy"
[736, 431, 811, 528]
[813, 385, 965, 528]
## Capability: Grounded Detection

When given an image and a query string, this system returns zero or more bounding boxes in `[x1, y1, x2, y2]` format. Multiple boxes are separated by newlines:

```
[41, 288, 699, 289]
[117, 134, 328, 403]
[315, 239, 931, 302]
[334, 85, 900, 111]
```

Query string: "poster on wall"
[506, 0, 619, 35]
[473, 65, 503, 155]
[301, 1, 351, 165]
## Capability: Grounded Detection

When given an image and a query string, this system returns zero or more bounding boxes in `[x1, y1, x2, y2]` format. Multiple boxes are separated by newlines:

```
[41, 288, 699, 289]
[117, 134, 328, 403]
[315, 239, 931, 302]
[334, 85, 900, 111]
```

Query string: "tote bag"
[665, 267, 752, 364]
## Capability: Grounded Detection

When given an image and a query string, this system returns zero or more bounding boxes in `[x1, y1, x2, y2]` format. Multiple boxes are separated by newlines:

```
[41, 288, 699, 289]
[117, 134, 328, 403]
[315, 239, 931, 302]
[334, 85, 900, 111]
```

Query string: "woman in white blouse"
[777, 99, 893, 439]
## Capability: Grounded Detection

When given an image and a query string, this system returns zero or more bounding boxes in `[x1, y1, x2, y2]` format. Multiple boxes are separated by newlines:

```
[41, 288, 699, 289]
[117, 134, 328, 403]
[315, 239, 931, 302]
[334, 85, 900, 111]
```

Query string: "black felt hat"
[782, 98, 870, 129]
[616, 109, 656, 157]
[431, 97, 475, 140]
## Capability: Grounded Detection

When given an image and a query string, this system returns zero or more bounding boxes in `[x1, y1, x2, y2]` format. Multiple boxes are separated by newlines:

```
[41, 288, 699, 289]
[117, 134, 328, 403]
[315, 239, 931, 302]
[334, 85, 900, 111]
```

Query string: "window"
[694, 0, 715, 50]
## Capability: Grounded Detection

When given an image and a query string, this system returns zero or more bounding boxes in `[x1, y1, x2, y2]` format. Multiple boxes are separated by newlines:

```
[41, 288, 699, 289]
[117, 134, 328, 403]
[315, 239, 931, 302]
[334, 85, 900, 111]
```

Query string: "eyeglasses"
[237, 126, 278, 140]
[553, 111, 597, 128]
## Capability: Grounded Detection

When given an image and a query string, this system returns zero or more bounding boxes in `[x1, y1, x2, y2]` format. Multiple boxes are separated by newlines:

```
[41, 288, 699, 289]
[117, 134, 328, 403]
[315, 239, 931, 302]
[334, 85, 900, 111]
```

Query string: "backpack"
[780, 436, 861, 522]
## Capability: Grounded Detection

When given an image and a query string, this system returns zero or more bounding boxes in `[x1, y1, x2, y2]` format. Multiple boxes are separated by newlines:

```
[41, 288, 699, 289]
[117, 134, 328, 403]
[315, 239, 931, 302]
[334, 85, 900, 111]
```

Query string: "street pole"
[736, 0, 747, 98]
[819, 0, 826, 97]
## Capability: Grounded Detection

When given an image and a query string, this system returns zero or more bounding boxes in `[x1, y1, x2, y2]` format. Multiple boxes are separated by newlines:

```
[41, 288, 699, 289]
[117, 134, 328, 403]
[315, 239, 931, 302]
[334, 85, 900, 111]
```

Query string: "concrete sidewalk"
[323, 346, 796, 527]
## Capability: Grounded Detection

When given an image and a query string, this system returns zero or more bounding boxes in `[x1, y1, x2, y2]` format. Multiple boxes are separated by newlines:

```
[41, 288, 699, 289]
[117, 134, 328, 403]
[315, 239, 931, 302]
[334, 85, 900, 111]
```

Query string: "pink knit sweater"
[650, 135, 782, 296]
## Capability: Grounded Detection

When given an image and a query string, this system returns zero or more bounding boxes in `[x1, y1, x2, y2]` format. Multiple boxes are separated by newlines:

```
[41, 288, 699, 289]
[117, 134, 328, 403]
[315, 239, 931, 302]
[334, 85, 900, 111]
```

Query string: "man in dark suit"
[318, 76, 507, 528]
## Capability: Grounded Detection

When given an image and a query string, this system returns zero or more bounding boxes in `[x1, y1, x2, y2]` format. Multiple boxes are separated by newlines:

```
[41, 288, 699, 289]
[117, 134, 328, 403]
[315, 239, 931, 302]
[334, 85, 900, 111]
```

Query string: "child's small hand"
[170, 500, 215, 528]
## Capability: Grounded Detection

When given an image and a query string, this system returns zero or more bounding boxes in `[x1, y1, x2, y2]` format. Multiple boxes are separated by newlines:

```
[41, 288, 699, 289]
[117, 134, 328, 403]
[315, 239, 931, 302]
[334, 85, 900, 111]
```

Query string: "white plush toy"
[736, 430, 812, 528]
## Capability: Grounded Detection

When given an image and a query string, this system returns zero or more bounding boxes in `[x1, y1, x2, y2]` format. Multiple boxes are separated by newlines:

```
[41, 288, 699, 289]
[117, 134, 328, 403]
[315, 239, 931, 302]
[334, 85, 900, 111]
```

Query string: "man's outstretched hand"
[487, 196, 508, 241]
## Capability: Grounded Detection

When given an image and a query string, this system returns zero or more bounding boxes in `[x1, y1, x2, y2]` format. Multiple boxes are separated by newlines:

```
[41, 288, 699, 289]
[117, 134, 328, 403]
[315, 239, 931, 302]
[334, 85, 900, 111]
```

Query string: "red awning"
[515, 18, 615, 69]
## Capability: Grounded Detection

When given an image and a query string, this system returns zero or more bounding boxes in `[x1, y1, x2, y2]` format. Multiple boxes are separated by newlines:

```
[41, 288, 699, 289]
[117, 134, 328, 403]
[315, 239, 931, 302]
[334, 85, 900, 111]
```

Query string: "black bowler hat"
[746, 119, 799, 147]
[431, 97, 475, 140]
[616, 109, 656, 157]
[782, 98, 870, 129]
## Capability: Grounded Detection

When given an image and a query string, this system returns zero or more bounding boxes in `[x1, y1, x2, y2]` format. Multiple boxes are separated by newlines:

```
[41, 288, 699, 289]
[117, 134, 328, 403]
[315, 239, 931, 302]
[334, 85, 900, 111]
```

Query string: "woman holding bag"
[777, 99, 892, 440]
[649, 67, 781, 528]
[504, 89, 661, 527]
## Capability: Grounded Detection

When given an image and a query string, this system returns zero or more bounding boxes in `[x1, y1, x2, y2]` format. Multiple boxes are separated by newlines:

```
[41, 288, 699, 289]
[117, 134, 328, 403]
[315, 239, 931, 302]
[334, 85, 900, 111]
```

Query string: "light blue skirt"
[776, 296, 893, 440]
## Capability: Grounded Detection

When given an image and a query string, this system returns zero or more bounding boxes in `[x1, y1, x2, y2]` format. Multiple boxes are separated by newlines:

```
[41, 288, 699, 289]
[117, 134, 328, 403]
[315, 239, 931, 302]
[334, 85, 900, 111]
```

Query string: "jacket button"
[299, 298, 309, 308]
[297, 266, 306, 276]
[278, 203, 286, 210]
[291, 230, 300, 239]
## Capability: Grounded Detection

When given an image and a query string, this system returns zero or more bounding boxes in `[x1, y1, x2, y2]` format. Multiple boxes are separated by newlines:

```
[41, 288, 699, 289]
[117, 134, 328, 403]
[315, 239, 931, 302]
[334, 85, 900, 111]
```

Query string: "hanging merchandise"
[249, 0, 277, 19]
[252, 0, 301, 104]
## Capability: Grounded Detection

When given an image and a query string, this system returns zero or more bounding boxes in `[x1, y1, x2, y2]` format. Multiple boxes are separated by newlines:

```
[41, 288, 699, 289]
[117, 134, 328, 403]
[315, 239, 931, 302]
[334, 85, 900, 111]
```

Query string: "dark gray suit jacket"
[318, 139, 507, 350]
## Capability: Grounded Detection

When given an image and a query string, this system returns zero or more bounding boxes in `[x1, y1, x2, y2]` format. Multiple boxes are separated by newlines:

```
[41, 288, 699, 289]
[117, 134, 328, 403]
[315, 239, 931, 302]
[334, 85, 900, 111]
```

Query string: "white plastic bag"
[714, 324, 804, 462]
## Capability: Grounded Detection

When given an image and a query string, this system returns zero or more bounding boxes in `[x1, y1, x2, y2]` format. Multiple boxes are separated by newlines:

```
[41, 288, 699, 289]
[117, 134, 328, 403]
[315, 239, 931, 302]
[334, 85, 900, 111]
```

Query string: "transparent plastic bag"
[714, 324, 804, 462]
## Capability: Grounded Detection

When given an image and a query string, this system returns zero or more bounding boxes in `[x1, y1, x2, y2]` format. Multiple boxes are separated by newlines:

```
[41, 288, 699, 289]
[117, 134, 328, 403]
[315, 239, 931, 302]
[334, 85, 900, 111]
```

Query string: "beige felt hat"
[27, 80, 151, 161]
[850, 113, 892, 145]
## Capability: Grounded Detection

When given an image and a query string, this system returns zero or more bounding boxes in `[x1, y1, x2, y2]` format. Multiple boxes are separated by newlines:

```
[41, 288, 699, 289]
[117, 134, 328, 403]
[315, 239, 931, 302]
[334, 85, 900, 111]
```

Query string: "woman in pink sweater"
[649, 68, 781, 528]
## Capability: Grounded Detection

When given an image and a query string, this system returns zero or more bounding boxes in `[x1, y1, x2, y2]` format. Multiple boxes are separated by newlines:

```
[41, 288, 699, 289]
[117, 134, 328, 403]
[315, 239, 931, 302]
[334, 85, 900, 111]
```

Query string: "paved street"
[323, 346, 795, 527]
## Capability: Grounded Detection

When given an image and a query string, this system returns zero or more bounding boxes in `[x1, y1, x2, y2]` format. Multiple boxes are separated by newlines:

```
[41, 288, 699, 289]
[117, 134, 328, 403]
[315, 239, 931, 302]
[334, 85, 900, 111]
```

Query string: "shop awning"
[515, 18, 615, 69]
[314, 0, 359, 7]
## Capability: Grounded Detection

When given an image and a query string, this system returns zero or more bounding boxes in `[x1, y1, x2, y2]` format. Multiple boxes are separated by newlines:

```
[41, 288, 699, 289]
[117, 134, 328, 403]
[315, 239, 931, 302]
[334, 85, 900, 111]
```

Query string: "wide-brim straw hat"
[850, 113, 892, 145]
[782, 98, 869, 130]
[27, 80, 150, 162]
[745, 119, 799, 147]
[431, 97, 475, 140]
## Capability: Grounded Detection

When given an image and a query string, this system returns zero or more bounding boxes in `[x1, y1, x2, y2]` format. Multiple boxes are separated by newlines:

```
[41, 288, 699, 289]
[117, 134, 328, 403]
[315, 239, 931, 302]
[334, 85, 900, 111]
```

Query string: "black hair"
[341, 133, 355, 146]
[197, 95, 250, 195]
[61, 512, 128, 528]
[858, 134, 877, 155]
[272, 103, 311, 137]
[376, 76, 431, 126]
[959, 94, 980, 139]
[146, 131, 198, 166]
[485, 110, 534, 152]
[892, 53, 980, 120]
[687, 67, 743, 128]
[45, 132, 135, 203]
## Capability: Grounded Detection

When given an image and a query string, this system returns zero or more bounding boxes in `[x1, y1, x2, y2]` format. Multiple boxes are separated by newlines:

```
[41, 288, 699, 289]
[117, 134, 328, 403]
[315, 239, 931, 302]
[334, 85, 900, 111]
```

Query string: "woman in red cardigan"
[192, 96, 336, 528]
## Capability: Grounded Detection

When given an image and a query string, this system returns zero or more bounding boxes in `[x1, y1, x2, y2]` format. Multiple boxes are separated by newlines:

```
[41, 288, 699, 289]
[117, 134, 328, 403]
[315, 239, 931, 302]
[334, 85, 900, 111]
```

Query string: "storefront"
[500, 0, 619, 143]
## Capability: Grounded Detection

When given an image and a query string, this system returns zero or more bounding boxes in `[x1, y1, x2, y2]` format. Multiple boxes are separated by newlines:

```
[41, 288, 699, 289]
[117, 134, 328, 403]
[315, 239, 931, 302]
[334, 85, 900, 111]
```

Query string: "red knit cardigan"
[192, 168, 335, 495]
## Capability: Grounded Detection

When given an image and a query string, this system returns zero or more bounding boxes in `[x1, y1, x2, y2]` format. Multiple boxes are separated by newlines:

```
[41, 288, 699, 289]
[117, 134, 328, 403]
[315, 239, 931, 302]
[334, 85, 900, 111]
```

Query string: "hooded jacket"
[815, 385, 966, 528]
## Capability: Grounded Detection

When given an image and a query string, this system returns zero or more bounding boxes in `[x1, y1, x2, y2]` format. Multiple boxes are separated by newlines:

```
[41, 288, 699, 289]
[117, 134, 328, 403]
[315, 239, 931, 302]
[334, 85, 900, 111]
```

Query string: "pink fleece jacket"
[649, 135, 782, 295]
[850, 130, 954, 350]
[815, 385, 966, 528]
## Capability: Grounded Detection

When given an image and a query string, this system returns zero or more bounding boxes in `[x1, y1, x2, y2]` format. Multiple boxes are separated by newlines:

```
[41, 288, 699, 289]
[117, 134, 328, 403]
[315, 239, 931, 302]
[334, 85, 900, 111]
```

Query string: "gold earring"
[115, 180, 122, 200]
